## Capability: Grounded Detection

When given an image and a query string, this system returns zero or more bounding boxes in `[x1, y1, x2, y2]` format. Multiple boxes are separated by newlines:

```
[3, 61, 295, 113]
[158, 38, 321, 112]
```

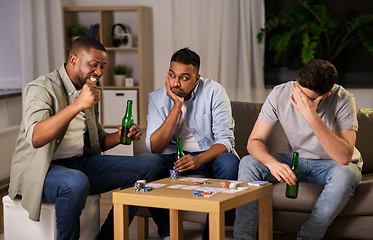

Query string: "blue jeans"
[42, 153, 165, 240]
[139, 151, 240, 240]
[233, 153, 361, 240]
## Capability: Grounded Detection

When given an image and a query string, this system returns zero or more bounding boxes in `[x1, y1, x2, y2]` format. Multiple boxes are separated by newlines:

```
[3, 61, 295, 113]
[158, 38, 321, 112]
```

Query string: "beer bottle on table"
[286, 152, 299, 199]
[120, 100, 133, 145]
[175, 137, 188, 177]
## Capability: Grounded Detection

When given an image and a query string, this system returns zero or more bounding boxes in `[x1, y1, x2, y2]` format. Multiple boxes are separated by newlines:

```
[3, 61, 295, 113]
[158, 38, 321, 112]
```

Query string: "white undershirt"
[52, 111, 87, 160]
[173, 101, 200, 152]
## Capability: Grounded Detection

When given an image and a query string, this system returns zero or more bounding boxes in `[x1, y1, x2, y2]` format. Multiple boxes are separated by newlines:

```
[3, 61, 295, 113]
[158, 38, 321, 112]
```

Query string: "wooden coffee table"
[113, 177, 273, 240]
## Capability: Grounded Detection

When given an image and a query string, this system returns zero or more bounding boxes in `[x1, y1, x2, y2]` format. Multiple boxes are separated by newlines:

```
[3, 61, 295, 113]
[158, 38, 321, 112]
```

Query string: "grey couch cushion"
[355, 109, 373, 174]
[231, 101, 288, 157]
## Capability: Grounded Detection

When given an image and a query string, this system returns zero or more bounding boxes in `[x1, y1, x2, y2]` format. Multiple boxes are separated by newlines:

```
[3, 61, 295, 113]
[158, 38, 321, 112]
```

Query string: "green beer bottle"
[175, 137, 188, 177]
[120, 100, 133, 145]
[286, 152, 299, 199]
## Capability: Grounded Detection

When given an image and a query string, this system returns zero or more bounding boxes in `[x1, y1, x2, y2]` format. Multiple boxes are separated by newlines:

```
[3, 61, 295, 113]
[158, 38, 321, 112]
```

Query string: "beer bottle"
[120, 100, 133, 145]
[175, 137, 188, 177]
[286, 152, 299, 199]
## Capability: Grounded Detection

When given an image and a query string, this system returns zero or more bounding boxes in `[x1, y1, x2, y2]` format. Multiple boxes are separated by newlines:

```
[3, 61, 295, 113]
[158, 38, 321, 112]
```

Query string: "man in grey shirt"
[233, 59, 362, 240]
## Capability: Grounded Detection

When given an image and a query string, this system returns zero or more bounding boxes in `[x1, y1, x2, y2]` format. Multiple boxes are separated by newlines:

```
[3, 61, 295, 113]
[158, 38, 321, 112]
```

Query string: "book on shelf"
[90, 24, 99, 39]
[88, 24, 95, 38]
[95, 24, 100, 41]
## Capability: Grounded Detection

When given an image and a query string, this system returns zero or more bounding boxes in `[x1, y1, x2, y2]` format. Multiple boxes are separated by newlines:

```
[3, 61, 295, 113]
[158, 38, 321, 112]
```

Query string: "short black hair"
[296, 59, 338, 95]
[69, 36, 106, 56]
[170, 47, 200, 73]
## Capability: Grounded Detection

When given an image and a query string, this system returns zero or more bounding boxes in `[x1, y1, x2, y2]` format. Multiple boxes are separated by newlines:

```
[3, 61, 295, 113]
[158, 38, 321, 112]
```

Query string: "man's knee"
[238, 155, 264, 181]
[59, 170, 90, 197]
[328, 164, 362, 189]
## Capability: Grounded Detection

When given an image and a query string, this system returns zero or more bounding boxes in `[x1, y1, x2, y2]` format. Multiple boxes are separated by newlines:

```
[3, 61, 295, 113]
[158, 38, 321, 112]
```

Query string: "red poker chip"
[221, 181, 230, 187]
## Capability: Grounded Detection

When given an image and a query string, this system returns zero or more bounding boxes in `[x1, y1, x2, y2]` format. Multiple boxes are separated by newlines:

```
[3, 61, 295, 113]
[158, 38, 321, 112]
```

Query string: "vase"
[114, 75, 126, 86]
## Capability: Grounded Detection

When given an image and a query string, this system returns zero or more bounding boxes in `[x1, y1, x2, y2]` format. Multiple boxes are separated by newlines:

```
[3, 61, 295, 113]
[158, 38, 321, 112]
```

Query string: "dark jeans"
[42, 153, 167, 240]
[139, 151, 240, 240]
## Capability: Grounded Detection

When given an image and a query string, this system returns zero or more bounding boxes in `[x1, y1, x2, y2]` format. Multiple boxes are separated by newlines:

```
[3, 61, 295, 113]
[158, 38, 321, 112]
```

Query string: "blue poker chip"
[192, 192, 201, 196]
[140, 188, 148, 192]
[170, 169, 178, 179]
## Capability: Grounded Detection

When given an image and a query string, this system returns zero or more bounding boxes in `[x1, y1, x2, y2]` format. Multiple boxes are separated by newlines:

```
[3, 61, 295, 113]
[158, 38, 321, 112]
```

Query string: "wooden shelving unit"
[63, 6, 154, 128]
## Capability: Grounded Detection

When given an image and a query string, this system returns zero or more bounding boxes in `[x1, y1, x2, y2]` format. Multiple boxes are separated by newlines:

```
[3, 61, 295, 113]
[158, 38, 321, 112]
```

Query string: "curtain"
[171, 0, 266, 103]
[20, 0, 65, 90]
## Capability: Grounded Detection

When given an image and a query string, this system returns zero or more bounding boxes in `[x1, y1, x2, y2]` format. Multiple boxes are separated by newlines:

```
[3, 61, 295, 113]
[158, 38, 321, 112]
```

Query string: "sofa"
[134, 101, 373, 239]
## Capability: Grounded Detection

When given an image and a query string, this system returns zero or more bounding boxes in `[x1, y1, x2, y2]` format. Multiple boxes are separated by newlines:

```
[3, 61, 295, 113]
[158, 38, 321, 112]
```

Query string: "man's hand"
[117, 124, 142, 141]
[289, 84, 323, 120]
[75, 81, 101, 111]
[165, 73, 184, 105]
[174, 154, 201, 172]
[267, 160, 297, 186]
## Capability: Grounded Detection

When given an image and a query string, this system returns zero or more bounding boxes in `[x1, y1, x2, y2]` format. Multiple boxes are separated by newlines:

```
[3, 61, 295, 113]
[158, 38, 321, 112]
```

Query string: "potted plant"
[114, 64, 127, 86]
[258, 0, 373, 65]
[68, 23, 87, 43]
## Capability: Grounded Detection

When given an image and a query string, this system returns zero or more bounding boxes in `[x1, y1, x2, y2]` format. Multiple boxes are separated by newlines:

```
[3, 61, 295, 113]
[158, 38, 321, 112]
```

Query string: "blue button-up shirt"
[146, 78, 237, 155]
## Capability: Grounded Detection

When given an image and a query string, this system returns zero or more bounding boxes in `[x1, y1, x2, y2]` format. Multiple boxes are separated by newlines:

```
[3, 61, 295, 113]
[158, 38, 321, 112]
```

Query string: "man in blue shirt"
[143, 47, 240, 239]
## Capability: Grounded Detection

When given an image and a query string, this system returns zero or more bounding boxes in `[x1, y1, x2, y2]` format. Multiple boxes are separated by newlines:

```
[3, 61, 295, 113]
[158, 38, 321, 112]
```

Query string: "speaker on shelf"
[112, 23, 132, 48]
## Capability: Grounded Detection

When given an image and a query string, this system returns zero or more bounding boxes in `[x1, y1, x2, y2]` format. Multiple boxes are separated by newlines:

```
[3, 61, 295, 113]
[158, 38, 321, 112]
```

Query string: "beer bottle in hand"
[175, 137, 188, 177]
[286, 152, 299, 199]
[120, 100, 133, 145]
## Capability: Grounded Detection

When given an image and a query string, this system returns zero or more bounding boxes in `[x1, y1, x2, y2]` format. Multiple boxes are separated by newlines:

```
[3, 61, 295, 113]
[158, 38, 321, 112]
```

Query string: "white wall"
[346, 89, 373, 109]
[0, 97, 22, 130]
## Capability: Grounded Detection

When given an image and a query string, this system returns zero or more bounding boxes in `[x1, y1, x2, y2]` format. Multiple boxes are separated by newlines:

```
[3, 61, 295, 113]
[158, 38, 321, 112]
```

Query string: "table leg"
[114, 203, 129, 240]
[258, 193, 273, 240]
[170, 209, 183, 240]
[209, 212, 224, 240]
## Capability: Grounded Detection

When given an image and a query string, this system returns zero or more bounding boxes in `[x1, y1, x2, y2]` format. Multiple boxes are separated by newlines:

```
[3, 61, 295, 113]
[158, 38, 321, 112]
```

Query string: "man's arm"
[32, 81, 100, 148]
[248, 119, 297, 185]
[174, 143, 227, 172]
[149, 75, 184, 153]
[290, 84, 355, 165]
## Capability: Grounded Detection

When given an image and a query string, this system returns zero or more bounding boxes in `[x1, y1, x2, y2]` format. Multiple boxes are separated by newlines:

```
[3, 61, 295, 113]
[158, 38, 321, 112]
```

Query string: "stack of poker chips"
[221, 181, 230, 187]
[134, 180, 146, 191]
[192, 190, 203, 196]
[229, 182, 238, 188]
[170, 169, 178, 179]
[192, 190, 218, 197]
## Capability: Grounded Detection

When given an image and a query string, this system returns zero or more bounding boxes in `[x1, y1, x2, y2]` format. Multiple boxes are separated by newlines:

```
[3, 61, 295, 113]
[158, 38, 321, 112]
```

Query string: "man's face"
[296, 82, 331, 101]
[72, 48, 107, 89]
[297, 83, 320, 100]
[167, 61, 199, 100]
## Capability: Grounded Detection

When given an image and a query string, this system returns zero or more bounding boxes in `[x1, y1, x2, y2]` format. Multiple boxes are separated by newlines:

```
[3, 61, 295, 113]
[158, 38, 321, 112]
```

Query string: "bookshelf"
[63, 6, 154, 129]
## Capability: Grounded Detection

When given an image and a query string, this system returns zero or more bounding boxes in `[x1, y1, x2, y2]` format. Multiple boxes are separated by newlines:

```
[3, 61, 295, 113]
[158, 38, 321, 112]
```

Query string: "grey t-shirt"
[259, 81, 362, 169]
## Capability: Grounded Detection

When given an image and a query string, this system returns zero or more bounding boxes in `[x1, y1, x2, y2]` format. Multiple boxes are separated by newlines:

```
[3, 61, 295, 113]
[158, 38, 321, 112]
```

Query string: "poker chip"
[203, 182, 211, 184]
[201, 191, 211, 196]
[194, 182, 202, 185]
[192, 192, 201, 196]
[221, 181, 230, 187]
[146, 187, 153, 191]
[134, 180, 146, 191]
[229, 182, 238, 188]
[170, 169, 178, 179]
[140, 188, 148, 192]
